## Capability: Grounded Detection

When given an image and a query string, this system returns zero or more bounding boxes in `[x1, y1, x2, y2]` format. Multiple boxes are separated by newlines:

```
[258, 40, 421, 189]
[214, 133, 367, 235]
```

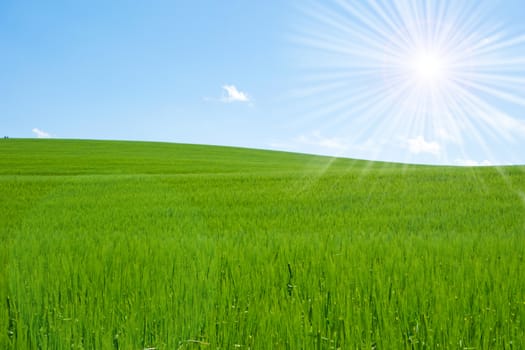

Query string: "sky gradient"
[2, 0, 525, 165]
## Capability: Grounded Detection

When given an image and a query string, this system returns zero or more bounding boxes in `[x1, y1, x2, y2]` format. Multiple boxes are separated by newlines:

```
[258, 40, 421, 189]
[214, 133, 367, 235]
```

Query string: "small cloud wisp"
[32, 128, 51, 138]
[221, 85, 250, 103]
[407, 136, 440, 155]
[296, 131, 348, 151]
[455, 159, 493, 167]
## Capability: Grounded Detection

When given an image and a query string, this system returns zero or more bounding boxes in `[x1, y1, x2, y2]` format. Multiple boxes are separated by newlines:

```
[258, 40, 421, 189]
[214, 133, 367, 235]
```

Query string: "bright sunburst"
[293, 0, 525, 165]
[411, 51, 446, 83]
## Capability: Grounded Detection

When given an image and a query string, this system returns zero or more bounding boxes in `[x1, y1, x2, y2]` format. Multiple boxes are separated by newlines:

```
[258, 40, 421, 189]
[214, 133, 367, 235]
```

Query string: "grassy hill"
[1, 139, 524, 349]
[0, 138, 414, 175]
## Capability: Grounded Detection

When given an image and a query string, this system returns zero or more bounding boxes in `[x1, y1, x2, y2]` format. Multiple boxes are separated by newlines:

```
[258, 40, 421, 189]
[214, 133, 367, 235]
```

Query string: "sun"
[411, 51, 447, 84]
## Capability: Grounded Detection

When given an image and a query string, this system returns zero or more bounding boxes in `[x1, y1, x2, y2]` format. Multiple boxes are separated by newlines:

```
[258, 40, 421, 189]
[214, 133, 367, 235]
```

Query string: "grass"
[1, 138, 524, 349]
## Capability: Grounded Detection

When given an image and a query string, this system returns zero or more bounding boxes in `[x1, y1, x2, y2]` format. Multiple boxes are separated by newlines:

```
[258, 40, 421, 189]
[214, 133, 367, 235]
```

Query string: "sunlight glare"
[293, 0, 525, 165]
[411, 51, 446, 84]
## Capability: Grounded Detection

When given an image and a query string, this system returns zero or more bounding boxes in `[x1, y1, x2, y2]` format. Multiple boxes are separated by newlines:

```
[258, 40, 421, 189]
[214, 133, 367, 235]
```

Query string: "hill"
[1, 139, 524, 349]
[0, 138, 415, 175]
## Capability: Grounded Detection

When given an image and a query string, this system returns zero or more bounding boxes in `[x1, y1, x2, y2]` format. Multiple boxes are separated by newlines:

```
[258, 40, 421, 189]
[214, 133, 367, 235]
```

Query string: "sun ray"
[291, 0, 525, 165]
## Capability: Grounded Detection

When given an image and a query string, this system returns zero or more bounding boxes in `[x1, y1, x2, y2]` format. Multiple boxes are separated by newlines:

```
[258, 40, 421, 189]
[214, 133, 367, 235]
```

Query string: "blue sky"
[2, 0, 525, 165]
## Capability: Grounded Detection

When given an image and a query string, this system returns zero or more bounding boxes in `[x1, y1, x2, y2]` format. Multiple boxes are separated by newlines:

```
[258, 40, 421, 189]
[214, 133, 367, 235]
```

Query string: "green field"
[1, 139, 524, 349]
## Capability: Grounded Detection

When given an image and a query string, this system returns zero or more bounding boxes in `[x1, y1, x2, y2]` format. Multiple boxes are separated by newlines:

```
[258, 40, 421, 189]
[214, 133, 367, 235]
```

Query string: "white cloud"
[32, 128, 51, 138]
[268, 131, 351, 157]
[436, 127, 460, 144]
[268, 142, 296, 150]
[296, 131, 349, 151]
[455, 159, 493, 167]
[407, 136, 440, 155]
[221, 85, 250, 103]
